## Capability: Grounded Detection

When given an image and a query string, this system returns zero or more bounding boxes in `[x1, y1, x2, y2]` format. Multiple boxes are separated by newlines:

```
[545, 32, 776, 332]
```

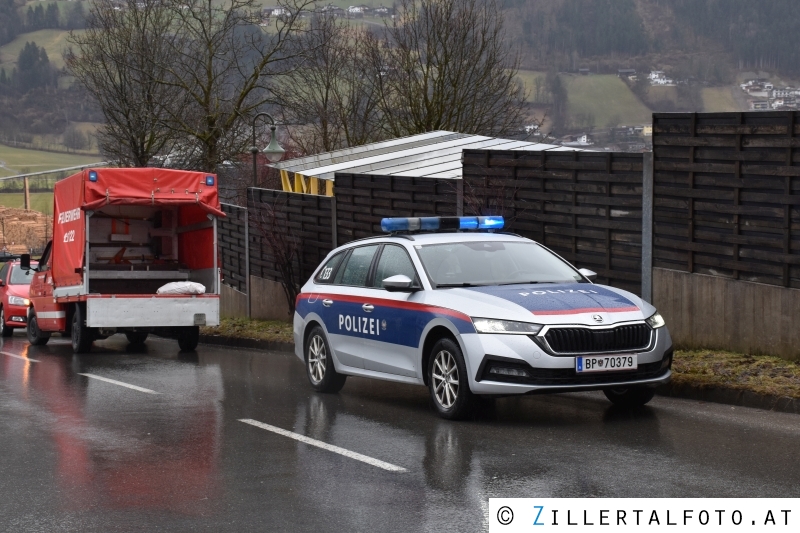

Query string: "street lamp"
[250, 112, 285, 187]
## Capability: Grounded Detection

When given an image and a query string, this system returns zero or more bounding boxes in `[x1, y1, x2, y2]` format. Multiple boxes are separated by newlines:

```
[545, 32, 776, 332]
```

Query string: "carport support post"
[245, 191, 251, 319]
[641, 152, 654, 303]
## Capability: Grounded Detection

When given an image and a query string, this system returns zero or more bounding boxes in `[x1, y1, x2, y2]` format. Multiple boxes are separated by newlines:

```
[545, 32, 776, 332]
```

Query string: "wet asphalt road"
[1, 334, 799, 532]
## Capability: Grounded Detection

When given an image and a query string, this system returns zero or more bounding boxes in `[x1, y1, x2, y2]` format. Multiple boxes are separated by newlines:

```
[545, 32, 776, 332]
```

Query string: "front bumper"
[461, 326, 673, 395]
[4, 305, 28, 325]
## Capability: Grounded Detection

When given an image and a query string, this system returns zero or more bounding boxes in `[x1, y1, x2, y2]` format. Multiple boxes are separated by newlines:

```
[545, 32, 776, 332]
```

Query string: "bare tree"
[276, 15, 386, 154]
[374, 0, 527, 138]
[65, 0, 182, 166]
[153, 0, 315, 172]
[250, 196, 302, 314]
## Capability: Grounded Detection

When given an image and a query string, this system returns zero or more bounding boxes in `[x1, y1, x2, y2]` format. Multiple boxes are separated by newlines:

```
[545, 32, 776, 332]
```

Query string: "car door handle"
[362, 304, 374, 313]
[322, 299, 333, 307]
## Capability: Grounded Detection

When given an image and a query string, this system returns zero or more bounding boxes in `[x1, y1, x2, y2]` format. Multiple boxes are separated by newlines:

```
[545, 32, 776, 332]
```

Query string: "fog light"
[11, 316, 24, 322]
[489, 366, 530, 378]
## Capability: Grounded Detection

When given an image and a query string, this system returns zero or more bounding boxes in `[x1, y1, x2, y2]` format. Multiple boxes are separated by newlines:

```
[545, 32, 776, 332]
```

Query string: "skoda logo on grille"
[592, 314, 604, 323]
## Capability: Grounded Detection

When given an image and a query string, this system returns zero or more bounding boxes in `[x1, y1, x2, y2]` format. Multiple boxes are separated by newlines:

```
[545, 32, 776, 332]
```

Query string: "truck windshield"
[416, 241, 583, 287]
[10, 265, 37, 285]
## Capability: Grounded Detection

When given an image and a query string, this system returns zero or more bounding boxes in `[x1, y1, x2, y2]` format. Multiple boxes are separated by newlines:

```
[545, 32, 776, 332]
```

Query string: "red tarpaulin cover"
[51, 168, 223, 287]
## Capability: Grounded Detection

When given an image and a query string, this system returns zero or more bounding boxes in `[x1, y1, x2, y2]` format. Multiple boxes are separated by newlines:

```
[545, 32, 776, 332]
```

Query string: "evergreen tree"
[45, 3, 59, 29]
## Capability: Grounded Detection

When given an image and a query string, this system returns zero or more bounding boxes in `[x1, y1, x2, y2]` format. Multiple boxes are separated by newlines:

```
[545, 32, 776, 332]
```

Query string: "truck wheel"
[0, 307, 13, 337]
[177, 326, 199, 351]
[27, 311, 51, 346]
[71, 305, 93, 354]
[125, 332, 149, 345]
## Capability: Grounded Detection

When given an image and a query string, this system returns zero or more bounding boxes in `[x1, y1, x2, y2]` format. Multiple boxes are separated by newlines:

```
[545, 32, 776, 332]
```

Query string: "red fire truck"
[26, 168, 223, 353]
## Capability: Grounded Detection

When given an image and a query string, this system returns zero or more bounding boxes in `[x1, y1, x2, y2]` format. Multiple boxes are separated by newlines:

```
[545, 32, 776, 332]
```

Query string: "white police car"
[294, 216, 672, 419]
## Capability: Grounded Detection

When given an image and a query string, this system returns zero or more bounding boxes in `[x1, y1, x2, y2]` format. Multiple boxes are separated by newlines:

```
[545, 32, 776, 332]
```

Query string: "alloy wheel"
[432, 350, 459, 409]
[308, 335, 327, 384]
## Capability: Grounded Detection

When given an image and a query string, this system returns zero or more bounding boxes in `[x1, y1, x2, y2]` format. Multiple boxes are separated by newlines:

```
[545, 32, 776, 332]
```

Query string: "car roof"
[339, 231, 532, 249]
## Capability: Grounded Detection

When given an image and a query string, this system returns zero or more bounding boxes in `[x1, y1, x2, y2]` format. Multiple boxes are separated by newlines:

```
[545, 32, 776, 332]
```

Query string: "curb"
[198, 334, 294, 354]
[656, 382, 800, 415]
[199, 335, 799, 415]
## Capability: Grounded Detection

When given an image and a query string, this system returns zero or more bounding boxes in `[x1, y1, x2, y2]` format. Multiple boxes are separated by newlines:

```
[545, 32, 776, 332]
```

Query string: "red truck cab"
[27, 168, 223, 353]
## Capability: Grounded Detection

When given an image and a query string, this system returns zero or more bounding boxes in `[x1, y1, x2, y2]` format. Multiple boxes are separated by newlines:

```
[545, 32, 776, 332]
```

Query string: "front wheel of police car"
[603, 386, 656, 408]
[305, 326, 347, 393]
[427, 337, 475, 420]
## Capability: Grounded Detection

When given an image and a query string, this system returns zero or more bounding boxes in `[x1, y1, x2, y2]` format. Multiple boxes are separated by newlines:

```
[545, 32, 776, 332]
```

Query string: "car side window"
[336, 245, 380, 287]
[372, 245, 419, 289]
[314, 251, 345, 284]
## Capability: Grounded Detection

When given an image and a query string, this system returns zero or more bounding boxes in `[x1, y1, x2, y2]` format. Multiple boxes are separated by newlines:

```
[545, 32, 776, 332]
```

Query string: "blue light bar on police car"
[380, 216, 504, 232]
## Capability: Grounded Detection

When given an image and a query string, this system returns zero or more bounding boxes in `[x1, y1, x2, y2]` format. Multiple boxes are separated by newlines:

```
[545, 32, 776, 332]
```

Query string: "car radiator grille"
[543, 323, 651, 354]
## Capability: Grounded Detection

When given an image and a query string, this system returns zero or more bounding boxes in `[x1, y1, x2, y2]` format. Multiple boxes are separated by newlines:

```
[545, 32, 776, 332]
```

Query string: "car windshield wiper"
[496, 281, 544, 286]
[435, 282, 487, 288]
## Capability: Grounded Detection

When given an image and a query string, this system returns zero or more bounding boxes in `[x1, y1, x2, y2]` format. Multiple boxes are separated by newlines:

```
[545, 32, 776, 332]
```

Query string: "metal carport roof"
[270, 131, 583, 181]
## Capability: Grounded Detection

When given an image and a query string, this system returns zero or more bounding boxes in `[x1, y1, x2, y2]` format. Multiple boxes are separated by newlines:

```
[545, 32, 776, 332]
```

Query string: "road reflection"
[1, 336, 224, 515]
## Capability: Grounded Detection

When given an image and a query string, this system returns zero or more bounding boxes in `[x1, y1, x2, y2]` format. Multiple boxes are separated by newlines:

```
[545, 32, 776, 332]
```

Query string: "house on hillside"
[618, 68, 636, 79]
[561, 133, 594, 147]
[750, 100, 770, 110]
[374, 5, 395, 16]
[578, 68, 590, 75]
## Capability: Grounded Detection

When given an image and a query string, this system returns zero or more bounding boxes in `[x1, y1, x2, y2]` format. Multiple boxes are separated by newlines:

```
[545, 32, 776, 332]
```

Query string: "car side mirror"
[383, 274, 417, 292]
[20, 254, 31, 270]
[578, 268, 597, 281]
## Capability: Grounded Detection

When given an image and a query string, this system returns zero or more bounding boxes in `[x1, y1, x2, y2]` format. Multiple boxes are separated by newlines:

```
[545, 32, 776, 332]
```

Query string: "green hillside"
[561, 74, 651, 128]
[0, 191, 53, 212]
[0, 144, 101, 178]
[0, 28, 77, 70]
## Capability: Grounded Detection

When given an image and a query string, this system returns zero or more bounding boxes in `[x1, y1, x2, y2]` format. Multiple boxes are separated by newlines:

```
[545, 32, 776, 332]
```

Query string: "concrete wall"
[220, 283, 248, 319]
[249, 275, 292, 322]
[653, 268, 800, 360]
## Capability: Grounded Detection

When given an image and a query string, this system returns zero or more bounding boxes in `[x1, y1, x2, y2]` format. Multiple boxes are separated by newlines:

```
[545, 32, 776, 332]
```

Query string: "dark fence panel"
[652, 112, 800, 288]
[219, 203, 247, 292]
[334, 174, 458, 245]
[462, 150, 644, 295]
[247, 188, 334, 285]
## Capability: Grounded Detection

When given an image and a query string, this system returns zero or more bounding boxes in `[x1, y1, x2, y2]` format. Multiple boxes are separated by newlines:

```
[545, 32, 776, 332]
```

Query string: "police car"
[294, 216, 672, 420]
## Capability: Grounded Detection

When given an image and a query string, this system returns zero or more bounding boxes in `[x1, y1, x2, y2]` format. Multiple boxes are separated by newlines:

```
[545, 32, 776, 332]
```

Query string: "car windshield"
[10, 265, 37, 285]
[416, 241, 583, 287]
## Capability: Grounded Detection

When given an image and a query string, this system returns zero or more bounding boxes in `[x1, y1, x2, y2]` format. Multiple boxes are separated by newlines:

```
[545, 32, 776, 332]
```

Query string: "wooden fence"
[219, 203, 248, 293]
[461, 150, 645, 295]
[246, 188, 334, 286]
[652, 112, 800, 289]
[334, 174, 458, 245]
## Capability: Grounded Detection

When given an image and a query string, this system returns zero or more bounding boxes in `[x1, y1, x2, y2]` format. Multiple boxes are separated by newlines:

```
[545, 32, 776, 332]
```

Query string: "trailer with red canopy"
[27, 168, 223, 353]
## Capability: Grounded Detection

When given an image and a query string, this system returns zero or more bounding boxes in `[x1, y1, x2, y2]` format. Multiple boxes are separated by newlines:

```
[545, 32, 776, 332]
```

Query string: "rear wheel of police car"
[305, 326, 346, 393]
[427, 338, 475, 420]
[603, 386, 656, 408]
[0, 307, 13, 337]
[27, 310, 50, 346]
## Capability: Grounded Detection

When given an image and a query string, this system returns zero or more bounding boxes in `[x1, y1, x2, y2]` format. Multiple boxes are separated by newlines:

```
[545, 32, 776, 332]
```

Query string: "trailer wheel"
[125, 332, 149, 345]
[177, 326, 199, 352]
[27, 310, 50, 346]
[71, 304, 93, 354]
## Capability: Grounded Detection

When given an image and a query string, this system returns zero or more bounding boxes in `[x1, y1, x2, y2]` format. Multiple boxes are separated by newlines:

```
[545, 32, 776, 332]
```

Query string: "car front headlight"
[471, 318, 543, 335]
[646, 312, 665, 329]
[8, 296, 29, 306]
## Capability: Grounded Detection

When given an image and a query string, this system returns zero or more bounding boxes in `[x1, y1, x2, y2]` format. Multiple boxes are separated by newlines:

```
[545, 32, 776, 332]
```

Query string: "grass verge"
[672, 350, 800, 399]
[201, 318, 293, 344]
[200, 320, 800, 399]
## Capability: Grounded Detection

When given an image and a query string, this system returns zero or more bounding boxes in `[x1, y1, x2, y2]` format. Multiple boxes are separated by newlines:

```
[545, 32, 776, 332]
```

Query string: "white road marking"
[1, 351, 40, 363]
[239, 418, 407, 473]
[77, 373, 160, 394]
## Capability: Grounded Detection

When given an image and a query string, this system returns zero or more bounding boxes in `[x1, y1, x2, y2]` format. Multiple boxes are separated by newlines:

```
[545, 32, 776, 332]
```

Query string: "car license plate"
[576, 354, 637, 373]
